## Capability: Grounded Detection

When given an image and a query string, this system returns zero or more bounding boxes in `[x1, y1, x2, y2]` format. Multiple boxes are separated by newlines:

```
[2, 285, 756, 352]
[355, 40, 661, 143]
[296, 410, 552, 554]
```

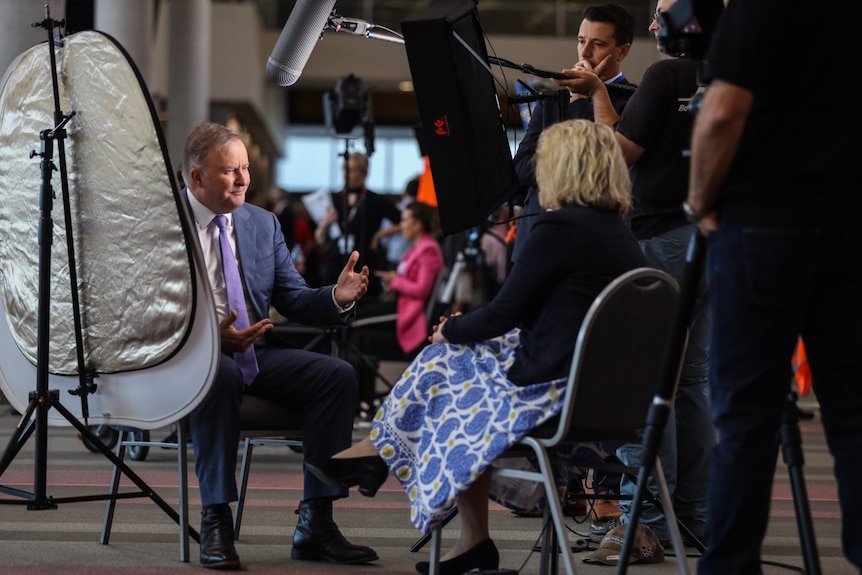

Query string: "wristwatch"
[682, 201, 710, 223]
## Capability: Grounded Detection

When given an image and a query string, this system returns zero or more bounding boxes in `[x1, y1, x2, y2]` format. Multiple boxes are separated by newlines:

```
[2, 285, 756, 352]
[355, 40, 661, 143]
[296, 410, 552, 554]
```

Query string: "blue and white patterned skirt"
[369, 329, 613, 532]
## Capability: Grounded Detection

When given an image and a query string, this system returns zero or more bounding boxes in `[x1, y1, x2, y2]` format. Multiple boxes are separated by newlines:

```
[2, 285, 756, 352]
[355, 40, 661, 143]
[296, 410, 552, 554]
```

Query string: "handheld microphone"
[266, 0, 337, 87]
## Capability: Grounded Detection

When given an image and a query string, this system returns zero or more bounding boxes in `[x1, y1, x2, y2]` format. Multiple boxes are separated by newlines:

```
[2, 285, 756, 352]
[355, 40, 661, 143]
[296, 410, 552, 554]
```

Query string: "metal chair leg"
[234, 438, 256, 538]
[428, 524, 443, 575]
[177, 421, 190, 562]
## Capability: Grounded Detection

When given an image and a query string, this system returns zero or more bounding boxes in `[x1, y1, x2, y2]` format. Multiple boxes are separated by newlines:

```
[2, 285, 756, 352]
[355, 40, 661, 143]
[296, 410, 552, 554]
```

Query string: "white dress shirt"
[186, 191, 353, 326]
[186, 191, 257, 324]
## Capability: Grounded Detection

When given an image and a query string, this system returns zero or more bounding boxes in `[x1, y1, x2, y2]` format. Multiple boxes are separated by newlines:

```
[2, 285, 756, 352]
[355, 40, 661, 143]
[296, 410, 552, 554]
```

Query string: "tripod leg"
[344, 338, 395, 390]
[780, 393, 822, 575]
[0, 400, 37, 477]
[49, 399, 199, 542]
[619, 467, 706, 553]
[0, 403, 38, 498]
[0, 395, 55, 507]
[100, 430, 127, 544]
[650, 460, 689, 574]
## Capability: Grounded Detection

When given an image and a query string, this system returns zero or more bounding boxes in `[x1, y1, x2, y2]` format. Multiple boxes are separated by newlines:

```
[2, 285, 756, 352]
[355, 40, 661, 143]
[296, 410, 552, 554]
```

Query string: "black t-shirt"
[707, 0, 862, 222]
[617, 58, 699, 239]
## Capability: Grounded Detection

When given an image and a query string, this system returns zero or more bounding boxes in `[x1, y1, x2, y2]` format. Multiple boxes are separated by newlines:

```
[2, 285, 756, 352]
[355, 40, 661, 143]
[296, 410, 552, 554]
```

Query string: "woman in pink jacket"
[375, 201, 444, 356]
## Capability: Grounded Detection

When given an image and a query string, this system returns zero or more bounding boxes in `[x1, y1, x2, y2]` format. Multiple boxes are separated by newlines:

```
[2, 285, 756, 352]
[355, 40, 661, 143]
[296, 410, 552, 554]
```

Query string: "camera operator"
[687, 1, 862, 573]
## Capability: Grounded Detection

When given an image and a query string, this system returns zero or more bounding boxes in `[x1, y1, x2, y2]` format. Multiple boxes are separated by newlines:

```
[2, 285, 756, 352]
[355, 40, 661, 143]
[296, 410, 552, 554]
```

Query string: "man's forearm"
[589, 84, 620, 128]
[687, 80, 753, 214]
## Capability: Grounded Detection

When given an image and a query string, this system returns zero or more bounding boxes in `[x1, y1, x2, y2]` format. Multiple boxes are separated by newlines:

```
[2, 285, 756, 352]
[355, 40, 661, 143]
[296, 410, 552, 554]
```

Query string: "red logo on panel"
[433, 115, 450, 136]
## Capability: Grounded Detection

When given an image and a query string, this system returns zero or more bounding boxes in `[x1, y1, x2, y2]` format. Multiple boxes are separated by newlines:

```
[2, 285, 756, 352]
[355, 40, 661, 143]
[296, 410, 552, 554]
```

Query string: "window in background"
[276, 125, 522, 196]
[276, 126, 424, 195]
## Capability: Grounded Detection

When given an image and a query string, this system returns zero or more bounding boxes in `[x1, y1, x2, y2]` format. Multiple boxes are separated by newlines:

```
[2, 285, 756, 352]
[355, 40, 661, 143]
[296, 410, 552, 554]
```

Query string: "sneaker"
[591, 499, 622, 522]
[589, 517, 623, 543]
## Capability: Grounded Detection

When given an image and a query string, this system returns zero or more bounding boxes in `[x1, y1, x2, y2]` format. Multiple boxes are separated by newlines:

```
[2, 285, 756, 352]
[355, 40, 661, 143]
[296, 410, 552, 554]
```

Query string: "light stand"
[323, 73, 373, 274]
[335, 137, 356, 271]
[439, 226, 489, 312]
[323, 80, 398, 393]
[778, 392, 821, 575]
[0, 8, 199, 543]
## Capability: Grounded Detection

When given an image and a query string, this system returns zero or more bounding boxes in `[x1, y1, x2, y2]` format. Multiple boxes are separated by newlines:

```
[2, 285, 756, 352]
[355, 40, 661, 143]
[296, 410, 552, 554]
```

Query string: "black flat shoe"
[415, 538, 499, 575]
[306, 455, 389, 497]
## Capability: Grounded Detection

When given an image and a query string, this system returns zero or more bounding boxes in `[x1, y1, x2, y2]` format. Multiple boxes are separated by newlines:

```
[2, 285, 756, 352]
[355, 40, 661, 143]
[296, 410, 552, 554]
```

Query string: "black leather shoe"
[415, 538, 499, 575]
[291, 498, 379, 564]
[306, 455, 389, 497]
[199, 504, 240, 570]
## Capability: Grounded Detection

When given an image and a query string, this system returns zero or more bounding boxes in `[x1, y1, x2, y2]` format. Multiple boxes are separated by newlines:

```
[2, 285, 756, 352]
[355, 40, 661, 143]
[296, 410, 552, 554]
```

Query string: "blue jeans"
[698, 220, 862, 574]
[617, 224, 714, 540]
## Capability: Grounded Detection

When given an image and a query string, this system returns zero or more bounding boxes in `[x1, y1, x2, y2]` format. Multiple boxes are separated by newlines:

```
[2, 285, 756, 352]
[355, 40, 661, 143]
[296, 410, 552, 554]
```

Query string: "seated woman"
[353, 201, 444, 411]
[308, 120, 647, 574]
[374, 200, 444, 357]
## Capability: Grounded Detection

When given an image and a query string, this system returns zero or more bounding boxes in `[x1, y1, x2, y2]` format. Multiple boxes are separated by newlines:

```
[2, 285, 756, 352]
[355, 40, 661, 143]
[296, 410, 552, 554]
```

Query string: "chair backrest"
[547, 267, 680, 445]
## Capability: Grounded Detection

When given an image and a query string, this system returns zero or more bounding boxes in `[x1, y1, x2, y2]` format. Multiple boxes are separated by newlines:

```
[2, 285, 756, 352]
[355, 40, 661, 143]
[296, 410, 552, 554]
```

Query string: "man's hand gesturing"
[335, 250, 369, 307]
[220, 310, 272, 352]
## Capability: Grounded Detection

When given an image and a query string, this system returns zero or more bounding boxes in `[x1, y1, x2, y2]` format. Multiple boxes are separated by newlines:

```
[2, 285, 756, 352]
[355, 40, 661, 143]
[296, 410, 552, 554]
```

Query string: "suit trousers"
[189, 346, 358, 506]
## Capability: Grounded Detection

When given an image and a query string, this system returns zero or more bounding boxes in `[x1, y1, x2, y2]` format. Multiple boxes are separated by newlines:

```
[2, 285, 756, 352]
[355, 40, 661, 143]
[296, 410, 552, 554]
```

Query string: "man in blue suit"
[182, 122, 374, 570]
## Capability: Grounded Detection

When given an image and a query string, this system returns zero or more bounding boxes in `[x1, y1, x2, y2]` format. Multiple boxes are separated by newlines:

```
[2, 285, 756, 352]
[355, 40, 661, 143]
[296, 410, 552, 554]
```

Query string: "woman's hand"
[429, 312, 461, 344]
[374, 270, 397, 292]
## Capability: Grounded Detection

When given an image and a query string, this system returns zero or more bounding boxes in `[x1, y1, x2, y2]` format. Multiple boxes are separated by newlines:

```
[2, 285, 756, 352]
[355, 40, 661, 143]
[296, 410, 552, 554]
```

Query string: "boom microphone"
[266, 0, 337, 87]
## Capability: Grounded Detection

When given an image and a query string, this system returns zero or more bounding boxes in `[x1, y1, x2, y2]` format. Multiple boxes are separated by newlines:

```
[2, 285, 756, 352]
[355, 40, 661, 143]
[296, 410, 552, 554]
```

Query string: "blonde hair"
[535, 119, 631, 214]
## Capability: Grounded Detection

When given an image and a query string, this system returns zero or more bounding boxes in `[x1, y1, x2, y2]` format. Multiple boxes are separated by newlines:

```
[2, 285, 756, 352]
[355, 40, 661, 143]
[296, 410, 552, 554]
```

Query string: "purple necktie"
[214, 215, 258, 385]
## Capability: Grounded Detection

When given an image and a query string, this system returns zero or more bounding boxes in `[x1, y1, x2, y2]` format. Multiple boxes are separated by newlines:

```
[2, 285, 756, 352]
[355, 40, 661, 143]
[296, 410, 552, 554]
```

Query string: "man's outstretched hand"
[335, 250, 369, 307]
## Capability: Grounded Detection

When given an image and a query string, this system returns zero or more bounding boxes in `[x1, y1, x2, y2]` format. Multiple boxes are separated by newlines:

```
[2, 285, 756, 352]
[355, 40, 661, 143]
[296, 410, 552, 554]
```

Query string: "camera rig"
[656, 0, 723, 61]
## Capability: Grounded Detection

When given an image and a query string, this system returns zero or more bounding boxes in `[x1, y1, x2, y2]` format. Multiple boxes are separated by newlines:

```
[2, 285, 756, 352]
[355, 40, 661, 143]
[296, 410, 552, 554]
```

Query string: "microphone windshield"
[266, 0, 337, 86]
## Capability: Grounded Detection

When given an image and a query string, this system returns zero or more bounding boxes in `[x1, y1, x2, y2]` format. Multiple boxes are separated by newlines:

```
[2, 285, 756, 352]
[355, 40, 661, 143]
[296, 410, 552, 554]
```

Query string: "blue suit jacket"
[182, 191, 355, 504]
[184, 190, 347, 330]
